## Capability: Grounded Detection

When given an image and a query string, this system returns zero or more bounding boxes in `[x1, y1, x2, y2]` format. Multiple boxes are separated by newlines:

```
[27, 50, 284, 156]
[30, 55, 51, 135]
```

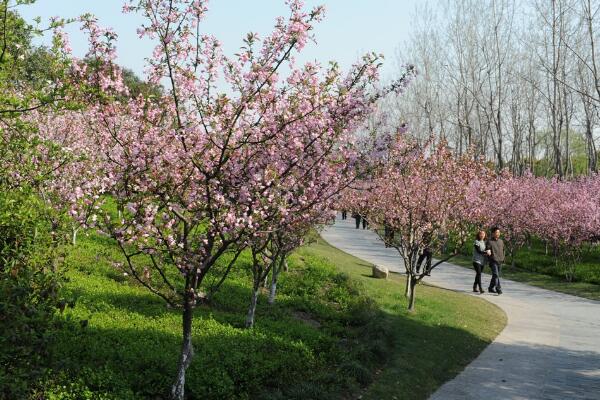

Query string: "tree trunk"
[268, 259, 288, 305]
[404, 273, 412, 298]
[509, 246, 517, 269]
[585, 118, 597, 173]
[268, 277, 277, 305]
[170, 290, 195, 400]
[408, 278, 418, 312]
[245, 281, 260, 328]
[72, 227, 79, 246]
[268, 264, 280, 305]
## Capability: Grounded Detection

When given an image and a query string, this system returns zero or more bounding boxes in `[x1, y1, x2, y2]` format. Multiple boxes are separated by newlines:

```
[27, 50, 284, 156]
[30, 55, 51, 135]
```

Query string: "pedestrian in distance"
[486, 227, 505, 295]
[472, 230, 487, 293]
[384, 220, 394, 247]
[416, 231, 433, 275]
[352, 212, 361, 229]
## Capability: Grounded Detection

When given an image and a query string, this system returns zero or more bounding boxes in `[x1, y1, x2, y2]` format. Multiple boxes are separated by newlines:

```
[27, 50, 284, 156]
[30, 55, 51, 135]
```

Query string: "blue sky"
[19, 1, 418, 82]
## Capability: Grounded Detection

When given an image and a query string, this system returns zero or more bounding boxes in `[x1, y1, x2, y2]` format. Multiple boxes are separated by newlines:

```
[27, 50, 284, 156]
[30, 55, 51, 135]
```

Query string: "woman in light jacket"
[472, 230, 488, 293]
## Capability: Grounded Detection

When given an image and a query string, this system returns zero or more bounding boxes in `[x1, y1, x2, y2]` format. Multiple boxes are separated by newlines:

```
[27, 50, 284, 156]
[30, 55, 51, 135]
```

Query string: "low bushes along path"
[322, 215, 600, 400]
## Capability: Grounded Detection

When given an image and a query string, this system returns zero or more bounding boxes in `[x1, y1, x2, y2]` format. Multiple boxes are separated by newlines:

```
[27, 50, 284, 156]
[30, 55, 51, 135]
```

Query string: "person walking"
[416, 231, 433, 276]
[341, 209, 347, 220]
[361, 215, 368, 229]
[352, 212, 361, 229]
[486, 227, 505, 295]
[472, 230, 487, 293]
[384, 220, 394, 247]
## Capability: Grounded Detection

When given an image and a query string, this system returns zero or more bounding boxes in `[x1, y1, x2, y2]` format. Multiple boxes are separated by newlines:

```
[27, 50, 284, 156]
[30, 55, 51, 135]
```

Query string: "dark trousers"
[489, 260, 502, 290]
[473, 262, 484, 289]
[384, 225, 394, 247]
[362, 218, 367, 229]
[354, 216, 361, 229]
[416, 249, 432, 273]
[341, 210, 347, 220]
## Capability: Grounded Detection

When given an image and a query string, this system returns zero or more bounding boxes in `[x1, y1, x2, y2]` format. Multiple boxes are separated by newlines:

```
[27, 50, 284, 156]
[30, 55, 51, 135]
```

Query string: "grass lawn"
[307, 238, 506, 400]
[442, 239, 600, 301]
[30, 233, 506, 399]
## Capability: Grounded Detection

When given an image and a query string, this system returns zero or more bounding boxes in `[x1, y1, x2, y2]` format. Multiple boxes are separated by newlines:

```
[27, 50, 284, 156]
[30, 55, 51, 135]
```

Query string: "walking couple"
[472, 227, 505, 295]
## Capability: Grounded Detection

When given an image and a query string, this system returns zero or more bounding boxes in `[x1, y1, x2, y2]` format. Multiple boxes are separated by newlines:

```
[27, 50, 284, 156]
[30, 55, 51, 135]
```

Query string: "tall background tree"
[394, 0, 600, 178]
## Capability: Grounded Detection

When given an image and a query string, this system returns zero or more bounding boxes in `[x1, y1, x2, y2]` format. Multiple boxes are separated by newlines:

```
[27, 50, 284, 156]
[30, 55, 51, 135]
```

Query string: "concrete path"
[322, 215, 600, 400]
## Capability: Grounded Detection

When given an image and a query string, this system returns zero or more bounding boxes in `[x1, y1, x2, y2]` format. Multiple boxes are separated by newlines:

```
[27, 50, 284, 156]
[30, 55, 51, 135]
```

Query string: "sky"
[18, 0, 419, 82]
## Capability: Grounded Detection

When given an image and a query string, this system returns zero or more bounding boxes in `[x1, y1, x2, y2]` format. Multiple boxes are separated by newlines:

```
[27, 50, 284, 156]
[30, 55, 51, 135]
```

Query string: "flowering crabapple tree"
[27, 111, 110, 245]
[470, 171, 539, 267]
[351, 137, 491, 311]
[527, 175, 600, 281]
[226, 79, 380, 327]
[244, 193, 341, 328]
[478, 172, 600, 281]
[65, 1, 414, 398]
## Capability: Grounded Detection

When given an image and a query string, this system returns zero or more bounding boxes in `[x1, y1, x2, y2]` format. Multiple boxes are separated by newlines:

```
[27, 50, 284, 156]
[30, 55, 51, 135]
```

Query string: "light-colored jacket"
[472, 239, 487, 266]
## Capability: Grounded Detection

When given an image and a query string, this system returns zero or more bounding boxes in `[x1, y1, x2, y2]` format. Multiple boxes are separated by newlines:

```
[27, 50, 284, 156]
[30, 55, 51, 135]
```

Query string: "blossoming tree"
[62, 1, 415, 397]
[349, 137, 492, 311]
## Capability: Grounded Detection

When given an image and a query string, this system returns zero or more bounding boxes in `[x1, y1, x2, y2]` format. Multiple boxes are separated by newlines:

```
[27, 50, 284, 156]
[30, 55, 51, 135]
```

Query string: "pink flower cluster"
[47, 0, 393, 291]
[479, 172, 600, 248]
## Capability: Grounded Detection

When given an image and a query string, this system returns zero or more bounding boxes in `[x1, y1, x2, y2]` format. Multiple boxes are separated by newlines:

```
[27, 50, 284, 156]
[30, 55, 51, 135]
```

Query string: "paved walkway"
[322, 215, 600, 400]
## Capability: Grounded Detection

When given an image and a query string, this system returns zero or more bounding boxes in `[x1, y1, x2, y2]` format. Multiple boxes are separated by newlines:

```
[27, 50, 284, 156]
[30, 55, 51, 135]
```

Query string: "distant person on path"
[486, 227, 505, 295]
[341, 209, 347, 220]
[361, 215, 368, 229]
[384, 220, 394, 247]
[472, 230, 487, 293]
[352, 212, 361, 229]
[416, 231, 433, 275]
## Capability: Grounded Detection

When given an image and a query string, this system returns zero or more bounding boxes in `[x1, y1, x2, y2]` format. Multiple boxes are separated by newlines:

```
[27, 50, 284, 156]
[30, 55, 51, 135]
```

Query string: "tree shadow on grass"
[56, 306, 598, 400]
[43, 284, 521, 400]
[363, 309, 600, 400]
[52, 261, 600, 400]
[48, 318, 323, 400]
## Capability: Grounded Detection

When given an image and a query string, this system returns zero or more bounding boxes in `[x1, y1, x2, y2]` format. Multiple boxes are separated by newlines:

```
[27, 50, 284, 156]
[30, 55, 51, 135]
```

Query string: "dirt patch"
[292, 310, 322, 328]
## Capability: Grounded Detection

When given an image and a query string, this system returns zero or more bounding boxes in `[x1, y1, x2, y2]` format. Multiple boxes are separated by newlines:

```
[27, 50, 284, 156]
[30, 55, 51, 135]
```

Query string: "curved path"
[322, 215, 600, 400]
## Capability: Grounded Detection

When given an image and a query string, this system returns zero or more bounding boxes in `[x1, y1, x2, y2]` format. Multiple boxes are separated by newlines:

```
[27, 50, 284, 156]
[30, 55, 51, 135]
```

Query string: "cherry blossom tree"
[348, 136, 491, 311]
[478, 171, 600, 281]
[58, 1, 415, 397]
[475, 172, 542, 267]
[527, 175, 600, 281]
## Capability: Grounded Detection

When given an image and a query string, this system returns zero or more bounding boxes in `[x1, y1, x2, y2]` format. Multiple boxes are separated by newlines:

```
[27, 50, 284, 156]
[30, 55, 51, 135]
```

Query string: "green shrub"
[25, 233, 396, 399]
[340, 361, 373, 386]
[0, 190, 66, 399]
[31, 367, 135, 400]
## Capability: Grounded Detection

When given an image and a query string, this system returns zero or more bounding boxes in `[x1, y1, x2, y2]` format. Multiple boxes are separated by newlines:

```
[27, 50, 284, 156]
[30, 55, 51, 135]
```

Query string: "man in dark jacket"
[352, 212, 361, 229]
[416, 231, 433, 276]
[486, 227, 505, 295]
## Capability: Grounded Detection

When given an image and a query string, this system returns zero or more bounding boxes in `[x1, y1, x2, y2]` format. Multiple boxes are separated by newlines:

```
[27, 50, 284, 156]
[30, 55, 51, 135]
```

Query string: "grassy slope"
[37, 233, 506, 399]
[443, 240, 600, 301]
[302, 238, 506, 400]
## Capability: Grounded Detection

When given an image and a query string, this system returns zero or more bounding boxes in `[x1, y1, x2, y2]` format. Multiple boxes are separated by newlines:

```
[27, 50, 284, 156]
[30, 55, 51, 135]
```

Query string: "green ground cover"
[309, 239, 506, 400]
[24, 233, 505, 399]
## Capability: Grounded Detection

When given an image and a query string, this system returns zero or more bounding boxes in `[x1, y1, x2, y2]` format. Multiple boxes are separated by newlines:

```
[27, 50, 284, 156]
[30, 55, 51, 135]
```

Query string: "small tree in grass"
[240, 126, 368, 327]
[349, 137, 491, 311]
